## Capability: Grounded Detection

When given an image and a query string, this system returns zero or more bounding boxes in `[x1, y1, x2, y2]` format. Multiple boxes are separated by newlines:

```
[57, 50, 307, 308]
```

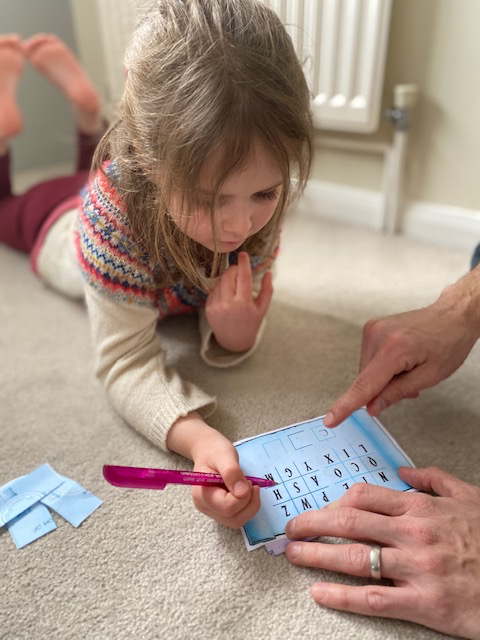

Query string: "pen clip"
[103, 465, 167, 490]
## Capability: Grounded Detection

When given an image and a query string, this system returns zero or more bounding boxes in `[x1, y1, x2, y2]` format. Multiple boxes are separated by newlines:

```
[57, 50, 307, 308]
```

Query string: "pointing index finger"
[324, 355, 399, 427]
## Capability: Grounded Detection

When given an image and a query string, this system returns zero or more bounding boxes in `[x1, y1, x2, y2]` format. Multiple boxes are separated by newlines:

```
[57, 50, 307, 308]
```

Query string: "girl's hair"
[93, 0, 312, 288]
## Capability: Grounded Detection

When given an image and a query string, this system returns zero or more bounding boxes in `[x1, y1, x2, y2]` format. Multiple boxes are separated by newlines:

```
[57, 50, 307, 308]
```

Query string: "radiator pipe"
[382, 84, 419, 233]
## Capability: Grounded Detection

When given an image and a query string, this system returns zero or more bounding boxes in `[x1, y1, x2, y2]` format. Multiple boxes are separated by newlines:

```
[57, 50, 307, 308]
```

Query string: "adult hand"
[285, 466, 480, 639]
[206, 251, 273, 352]
[324, 274, 480, 427]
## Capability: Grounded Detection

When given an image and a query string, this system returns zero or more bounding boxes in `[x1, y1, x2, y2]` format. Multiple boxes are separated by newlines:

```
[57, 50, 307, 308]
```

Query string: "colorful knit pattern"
[76, 165, 279, 319]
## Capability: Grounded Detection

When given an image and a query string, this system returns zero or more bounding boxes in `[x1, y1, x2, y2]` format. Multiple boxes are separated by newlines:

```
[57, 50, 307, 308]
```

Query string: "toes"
[23, 34, 57, 57]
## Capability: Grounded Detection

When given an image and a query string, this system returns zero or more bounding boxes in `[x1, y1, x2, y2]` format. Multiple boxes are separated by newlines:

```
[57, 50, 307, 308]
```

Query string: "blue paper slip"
[42, 478, 102, 527]
[234, 408, 415, 554]
[0, 464, 103, 549]
[7, 504, 57, 549]
[0, 464, 64, 526]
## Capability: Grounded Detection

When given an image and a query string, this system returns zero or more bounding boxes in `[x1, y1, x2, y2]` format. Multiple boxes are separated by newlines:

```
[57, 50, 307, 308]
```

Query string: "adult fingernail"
[234, 481, 248, 496]
[285, 520, 295, 537]
[311, 584, 324, 600]
[287, 543, 301, 559]
[323, 412, 334, 427]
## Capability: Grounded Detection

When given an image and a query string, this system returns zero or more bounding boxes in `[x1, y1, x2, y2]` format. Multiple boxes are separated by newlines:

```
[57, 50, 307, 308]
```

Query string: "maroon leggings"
[0, 129, 103, 253]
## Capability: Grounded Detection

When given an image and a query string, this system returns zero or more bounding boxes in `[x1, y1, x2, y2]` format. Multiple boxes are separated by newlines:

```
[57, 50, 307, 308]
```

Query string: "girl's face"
[169, 139, 283, 253]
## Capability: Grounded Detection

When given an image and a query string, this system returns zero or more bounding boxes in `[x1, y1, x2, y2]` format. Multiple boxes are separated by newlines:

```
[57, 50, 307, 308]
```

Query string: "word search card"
[234, 408, 415, 555]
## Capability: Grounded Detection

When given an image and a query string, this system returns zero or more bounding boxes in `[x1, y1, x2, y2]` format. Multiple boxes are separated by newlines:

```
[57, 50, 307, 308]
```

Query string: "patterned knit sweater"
[71, 165, 279, 451]
[76, 164, 277, 319]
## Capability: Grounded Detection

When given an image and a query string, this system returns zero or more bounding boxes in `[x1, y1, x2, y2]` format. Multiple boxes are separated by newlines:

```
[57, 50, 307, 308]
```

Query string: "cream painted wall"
[69, 0, 479, 211]
[311, 0, 480, 212]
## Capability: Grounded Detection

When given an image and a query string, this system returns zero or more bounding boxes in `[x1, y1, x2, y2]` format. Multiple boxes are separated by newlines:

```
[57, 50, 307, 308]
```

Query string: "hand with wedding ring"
[285, 465, 480, 640]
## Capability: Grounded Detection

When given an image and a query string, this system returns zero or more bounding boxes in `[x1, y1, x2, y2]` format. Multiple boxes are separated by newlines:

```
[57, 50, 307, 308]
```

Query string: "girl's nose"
[221, 204, 253, 237]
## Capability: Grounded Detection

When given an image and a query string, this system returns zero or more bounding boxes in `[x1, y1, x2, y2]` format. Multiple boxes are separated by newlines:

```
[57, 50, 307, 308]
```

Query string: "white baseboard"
[295, 179, 480, 251]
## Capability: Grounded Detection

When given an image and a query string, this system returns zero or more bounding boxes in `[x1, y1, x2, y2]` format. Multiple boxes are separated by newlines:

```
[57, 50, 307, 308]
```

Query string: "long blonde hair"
[94, 0, 312, 289]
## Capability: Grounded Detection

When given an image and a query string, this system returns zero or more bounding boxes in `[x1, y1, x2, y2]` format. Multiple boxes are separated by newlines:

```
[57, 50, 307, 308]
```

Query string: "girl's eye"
[255, 189, 279, 201]
[199, 198, 226, 209]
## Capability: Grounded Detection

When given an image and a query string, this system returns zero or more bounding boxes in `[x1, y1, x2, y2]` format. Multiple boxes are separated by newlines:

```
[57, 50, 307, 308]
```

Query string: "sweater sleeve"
[83, 286, 216, 451]
[76, 167, 215, 451]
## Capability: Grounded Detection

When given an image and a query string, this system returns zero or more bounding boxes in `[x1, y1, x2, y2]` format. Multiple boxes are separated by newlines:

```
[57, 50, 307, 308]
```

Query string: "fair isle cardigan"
[73, 165, 279, 450]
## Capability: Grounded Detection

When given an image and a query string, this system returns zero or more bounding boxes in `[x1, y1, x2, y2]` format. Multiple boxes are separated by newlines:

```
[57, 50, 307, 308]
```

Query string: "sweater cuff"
[199, 313, 266, 369]
[145, 385, 216, 451]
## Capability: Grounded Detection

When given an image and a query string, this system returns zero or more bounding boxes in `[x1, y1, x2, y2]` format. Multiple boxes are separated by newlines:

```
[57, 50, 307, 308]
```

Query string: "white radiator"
[264, 0, 393, 133]
[81, 0, 392, 133]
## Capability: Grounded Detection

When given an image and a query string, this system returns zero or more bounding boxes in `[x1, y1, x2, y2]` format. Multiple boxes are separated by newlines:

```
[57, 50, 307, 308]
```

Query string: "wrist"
[213, 332, 255, 353]
[166, 411, 216, 460]
[437, 268, 480, 339]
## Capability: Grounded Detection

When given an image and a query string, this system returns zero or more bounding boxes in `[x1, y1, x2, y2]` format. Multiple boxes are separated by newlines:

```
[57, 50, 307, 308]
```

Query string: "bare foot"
[24, 34, 102, 134]
[0, 35, 24, 146]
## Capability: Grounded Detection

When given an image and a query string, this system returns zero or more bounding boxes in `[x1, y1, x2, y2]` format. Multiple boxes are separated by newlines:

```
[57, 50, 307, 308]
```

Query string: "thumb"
[398, 466, 471, 499]
[218, 460, 251, 498]
[367, 365, 434, 415]
[255, 271, 273, 315]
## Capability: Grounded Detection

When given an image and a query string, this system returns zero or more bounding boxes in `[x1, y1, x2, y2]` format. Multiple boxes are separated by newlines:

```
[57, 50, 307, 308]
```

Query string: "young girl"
[0, 1, 312, 529]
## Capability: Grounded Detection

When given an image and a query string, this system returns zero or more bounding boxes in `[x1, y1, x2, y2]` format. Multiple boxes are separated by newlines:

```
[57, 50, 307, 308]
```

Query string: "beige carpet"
[1, 209, 479, 640]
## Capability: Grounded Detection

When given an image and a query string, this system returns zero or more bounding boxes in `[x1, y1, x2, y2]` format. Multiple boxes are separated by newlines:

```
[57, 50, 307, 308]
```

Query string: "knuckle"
[425, 465, 442, 477]
[382, 330, 408, 352]
[221, 460, 240, 476]
[365, 587, 389, 613]
[383, 380, 410, 402]
[345, 482, 371, 505]
[408, 492, 435, 515]
[336, 507, 360, 533]
[345, 543, 369, 572]
[220, 501, 242, 519]
[350, 375, 373, 398]
[403, 520, 438, 546]
[296, 510, 317, 530]
[363, 317, 380, 337]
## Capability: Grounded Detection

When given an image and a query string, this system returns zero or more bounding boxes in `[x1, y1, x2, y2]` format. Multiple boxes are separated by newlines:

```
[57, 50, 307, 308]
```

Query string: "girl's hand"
[206, 251, 273, 352]
[166, 411, 261, 529]
[191, 430, 261, 529]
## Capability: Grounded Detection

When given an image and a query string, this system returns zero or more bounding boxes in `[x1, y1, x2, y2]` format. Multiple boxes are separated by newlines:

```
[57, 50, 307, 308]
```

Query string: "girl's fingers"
[286, 540, 406, 581]
[192, 484, 251, 517]
[192, 459, 252, 515]
[217, 459, 250, 498]
[193, 485, 261, 528]
[255, 271, 273, 315]
[215, 264, 236, 300]
[235, 251, 253, 300]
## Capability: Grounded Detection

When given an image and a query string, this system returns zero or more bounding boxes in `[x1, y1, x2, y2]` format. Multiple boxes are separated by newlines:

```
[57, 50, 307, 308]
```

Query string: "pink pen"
[103, 465, 277, 490]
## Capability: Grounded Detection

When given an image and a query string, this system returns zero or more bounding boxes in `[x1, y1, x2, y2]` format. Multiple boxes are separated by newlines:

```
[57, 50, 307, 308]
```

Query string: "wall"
[6, 0, 479, 225]
[0, 0, 78, 173]
[311, 0, 480, 213]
